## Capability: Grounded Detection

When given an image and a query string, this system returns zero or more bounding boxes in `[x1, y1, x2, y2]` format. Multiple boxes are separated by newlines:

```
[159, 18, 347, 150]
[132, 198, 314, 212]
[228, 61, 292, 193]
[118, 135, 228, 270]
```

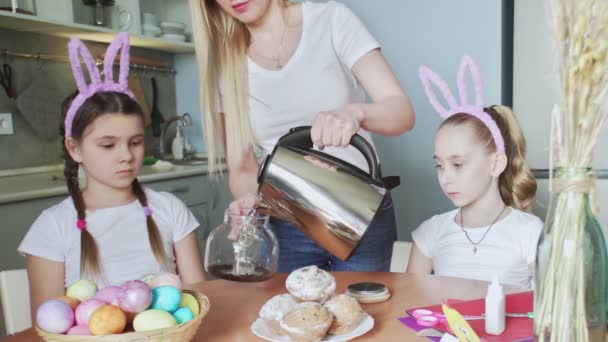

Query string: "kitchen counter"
[0, 163, 210, 204]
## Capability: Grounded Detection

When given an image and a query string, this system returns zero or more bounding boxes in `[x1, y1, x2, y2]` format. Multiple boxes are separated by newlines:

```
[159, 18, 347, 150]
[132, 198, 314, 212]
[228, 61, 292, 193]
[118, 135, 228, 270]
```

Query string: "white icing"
[324, 294, 363, 326]
[259, 293, 298, 321]
[285, 266, 336, 302]
[279, 302, 332, 335]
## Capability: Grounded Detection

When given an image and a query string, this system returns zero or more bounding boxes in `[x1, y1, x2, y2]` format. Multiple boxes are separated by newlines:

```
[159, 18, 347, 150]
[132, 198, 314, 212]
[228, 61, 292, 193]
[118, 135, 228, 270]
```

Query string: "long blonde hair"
[189, 0, 251, 172]
[189, 0, 289, 172]
[440, 106, 537, 211]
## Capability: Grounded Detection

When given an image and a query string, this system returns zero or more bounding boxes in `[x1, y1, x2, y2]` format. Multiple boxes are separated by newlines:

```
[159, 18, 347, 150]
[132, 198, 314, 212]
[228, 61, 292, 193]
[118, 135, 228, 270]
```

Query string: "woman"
[189, 0, 415, 272]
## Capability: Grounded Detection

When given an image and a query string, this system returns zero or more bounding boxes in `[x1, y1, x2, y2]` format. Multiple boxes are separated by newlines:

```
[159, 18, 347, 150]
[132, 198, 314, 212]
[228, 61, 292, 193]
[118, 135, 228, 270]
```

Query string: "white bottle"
[171, 127, 185, 160]
[485, 275, 505, 335]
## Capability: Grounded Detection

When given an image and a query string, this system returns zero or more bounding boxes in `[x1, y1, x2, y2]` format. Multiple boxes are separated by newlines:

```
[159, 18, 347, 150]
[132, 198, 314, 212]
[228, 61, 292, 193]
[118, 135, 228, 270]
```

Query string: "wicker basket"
[36, 290, 209, 342]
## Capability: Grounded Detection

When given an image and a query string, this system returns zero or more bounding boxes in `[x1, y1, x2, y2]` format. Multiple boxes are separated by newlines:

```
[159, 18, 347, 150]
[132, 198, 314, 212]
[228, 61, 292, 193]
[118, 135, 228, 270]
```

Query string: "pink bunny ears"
[64, 32, 135, 137]
[418, 54, 505, 153]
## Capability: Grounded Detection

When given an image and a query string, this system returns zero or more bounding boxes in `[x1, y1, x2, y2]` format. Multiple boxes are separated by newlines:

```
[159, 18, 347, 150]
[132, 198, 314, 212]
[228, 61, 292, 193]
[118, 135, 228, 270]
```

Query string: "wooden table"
[2, 272, 491, 341]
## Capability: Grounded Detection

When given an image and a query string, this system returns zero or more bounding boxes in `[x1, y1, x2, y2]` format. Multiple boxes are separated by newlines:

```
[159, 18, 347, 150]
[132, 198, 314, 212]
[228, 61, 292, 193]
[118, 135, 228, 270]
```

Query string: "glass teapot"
[204, 208, 279, 282]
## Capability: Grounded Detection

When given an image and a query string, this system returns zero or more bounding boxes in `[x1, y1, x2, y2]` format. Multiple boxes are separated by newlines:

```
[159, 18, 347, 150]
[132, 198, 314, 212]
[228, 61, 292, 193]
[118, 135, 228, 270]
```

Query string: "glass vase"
[535, 167, 608, 341]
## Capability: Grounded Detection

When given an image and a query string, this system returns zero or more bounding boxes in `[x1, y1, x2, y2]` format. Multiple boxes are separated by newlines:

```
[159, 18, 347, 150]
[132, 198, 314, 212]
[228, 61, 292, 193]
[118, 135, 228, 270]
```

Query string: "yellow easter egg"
[67, 279, 97, 302]
[179, 293, 200, 315]
[133, 309, 177, 332]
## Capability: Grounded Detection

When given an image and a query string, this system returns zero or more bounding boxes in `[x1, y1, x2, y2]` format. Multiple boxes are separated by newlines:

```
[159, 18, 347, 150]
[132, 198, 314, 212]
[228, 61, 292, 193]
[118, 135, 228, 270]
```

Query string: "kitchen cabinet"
[0, 3, 193, 53]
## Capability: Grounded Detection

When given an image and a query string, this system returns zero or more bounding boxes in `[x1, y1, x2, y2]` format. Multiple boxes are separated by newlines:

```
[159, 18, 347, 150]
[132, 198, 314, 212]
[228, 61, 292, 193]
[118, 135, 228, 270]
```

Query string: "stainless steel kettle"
[257, 126, 399, 261]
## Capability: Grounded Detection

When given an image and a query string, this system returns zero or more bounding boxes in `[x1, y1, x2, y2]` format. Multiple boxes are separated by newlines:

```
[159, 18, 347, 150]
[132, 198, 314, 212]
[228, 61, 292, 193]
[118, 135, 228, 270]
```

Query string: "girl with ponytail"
[406, 55, 542, 289]
[19, 33, 204, 318]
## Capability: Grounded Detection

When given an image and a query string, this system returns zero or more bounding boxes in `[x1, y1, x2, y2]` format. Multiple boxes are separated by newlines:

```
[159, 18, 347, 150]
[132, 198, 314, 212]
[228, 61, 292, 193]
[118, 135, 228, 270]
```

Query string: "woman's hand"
[311, 104, 364, 148]
[228, 193, 260, 215]
[228, 193, 260, 240]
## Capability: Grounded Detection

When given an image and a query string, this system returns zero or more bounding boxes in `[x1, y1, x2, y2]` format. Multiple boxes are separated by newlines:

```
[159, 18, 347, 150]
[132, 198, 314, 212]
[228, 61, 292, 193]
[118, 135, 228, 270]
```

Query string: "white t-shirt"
[411, 208, 543, 289]
[18, 188, 199, 288]
[246, 1, 380, 172]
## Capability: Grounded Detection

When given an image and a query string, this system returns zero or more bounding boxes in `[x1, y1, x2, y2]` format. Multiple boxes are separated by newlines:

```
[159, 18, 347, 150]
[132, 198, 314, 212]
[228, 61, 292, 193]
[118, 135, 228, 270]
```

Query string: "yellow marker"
[179, 293, 200, 315]
[442, 304, 480, 342]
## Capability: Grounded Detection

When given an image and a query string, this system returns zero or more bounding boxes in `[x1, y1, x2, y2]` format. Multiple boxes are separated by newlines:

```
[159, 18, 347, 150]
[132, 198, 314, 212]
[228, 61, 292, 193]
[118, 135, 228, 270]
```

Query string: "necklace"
[459, 205, 506, 254]
[250, 6, 291, 69]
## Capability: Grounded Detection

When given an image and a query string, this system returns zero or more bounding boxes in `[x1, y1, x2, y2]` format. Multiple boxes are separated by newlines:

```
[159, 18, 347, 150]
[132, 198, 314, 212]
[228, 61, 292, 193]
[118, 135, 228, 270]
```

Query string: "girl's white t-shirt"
[18, 188, 199, 288]
[411, 208, 543, 289]
[246, 0, 380, 172]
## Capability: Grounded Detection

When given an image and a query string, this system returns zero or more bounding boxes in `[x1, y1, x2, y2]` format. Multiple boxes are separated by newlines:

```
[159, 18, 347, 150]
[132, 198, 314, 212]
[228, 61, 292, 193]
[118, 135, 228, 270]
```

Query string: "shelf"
[0, 10, 195, 54]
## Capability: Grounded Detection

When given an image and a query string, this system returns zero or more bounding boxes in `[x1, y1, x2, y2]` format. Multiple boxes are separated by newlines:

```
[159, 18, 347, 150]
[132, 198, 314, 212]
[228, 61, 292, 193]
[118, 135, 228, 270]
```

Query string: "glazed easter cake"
[252, 265, 374, 342]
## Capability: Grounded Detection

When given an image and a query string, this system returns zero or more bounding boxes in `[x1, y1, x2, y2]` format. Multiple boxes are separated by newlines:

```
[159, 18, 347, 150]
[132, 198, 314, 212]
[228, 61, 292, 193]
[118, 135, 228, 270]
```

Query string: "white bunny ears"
[418, 54, 505, 152]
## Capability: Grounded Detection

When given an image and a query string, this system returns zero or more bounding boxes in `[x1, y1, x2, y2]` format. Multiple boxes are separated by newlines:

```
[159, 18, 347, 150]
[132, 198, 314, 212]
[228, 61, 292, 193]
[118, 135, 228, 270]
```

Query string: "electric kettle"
[257, 126, 399, 261]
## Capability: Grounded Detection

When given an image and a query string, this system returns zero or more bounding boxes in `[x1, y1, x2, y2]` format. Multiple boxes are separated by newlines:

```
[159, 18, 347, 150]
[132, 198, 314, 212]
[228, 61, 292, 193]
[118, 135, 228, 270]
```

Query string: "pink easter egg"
[118, 280, 152, 313]
[36, 300, 75, 334]
[149, 273, 182, 290]
[66, 324, 91, 335]
[75, 299, 105, 326]
[94, 285, 121, 305]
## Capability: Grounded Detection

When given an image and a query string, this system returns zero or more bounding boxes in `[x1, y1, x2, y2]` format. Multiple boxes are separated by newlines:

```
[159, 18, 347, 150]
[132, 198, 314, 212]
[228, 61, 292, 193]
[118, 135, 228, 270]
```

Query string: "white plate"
[251, 313, 374, 342]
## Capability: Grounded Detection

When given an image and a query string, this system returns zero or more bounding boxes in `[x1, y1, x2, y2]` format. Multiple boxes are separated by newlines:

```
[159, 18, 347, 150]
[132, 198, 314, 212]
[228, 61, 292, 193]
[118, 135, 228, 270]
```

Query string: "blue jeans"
[270, 194, 397, 272]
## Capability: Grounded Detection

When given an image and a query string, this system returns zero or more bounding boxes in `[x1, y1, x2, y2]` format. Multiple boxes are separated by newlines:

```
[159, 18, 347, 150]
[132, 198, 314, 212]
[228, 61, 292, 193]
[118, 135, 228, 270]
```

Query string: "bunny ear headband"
[64, 32, 135, 138]
[418, 54, 505, 153]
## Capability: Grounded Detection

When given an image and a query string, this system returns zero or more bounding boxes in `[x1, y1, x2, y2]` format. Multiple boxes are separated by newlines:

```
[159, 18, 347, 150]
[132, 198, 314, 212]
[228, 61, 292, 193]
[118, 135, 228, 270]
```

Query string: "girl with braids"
[405, 55, 542, 289]
[18, 33, 205, 317]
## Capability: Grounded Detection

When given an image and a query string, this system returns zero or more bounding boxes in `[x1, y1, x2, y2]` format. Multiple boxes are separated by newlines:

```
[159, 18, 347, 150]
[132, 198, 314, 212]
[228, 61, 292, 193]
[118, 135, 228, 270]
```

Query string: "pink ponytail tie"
[143, 207, 152, 217]
[76, 219, 86, 231]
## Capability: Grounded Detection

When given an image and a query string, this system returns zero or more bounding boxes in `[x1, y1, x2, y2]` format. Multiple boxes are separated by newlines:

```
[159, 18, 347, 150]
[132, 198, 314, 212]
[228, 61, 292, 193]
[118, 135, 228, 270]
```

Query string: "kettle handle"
[283, 126, 381, 181]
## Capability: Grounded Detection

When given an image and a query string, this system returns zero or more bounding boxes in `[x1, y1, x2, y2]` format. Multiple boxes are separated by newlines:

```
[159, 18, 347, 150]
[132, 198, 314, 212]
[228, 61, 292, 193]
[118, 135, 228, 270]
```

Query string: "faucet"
[159, 113, 193, 160]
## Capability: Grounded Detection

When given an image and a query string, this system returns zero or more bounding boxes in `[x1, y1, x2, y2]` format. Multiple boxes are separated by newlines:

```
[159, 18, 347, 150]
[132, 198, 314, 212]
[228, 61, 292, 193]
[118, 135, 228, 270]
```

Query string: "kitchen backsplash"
[0, 28, 178, 170]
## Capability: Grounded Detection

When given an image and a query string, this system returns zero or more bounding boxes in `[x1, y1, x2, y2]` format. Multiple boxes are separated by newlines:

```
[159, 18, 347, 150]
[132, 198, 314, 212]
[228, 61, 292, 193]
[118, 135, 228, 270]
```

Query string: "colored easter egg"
[88, 305, 126, 336]
[139, 273, 156, 284]
[93, 286, 121, 305]
[179, 293, 200, 315]
[75, 299, 105, 325]
[66, 324, 91, 335]
[56, 296, 80, 310]
[172, 307, 194, 324]
[133, 309, 177, 332]
[118, 280, 152, 313]
[150, 286, 181, 312]
[67, 279, 97, 302]
[149, 273, 182, 290]
[36, 300, 75, 334]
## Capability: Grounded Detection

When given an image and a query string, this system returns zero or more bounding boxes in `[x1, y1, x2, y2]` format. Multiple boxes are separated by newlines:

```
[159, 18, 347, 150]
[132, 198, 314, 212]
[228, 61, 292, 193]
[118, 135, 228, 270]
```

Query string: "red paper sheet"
[406, 291, 533, 342]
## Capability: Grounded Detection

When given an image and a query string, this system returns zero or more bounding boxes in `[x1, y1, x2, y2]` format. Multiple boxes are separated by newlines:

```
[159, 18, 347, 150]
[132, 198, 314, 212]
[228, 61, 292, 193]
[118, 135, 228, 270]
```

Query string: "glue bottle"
[485, 274, 505, 335]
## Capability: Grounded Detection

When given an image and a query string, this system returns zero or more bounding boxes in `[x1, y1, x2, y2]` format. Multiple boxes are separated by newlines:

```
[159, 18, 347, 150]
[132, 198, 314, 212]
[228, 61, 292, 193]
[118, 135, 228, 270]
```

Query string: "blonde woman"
[189, 0, 415, 272]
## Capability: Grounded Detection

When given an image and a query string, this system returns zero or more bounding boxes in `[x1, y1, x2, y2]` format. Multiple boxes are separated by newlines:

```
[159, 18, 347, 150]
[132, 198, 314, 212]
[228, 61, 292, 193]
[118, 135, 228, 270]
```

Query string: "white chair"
[0, 269, 31, 335]
[390, 240, 413, 273]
